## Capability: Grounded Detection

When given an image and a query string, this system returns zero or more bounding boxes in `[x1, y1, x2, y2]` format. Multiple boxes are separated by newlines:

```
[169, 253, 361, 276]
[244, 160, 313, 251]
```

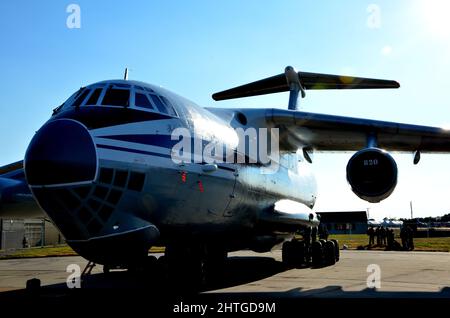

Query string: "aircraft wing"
[0, 160, 44, 218]
[265, 108, 450, 152]
[209, 107, 450, 153]
[211, 66, 450, 153]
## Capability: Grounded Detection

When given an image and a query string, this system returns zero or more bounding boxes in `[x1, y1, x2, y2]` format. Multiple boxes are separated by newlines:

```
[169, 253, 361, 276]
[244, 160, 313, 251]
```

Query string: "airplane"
[2, 65, 450, 287]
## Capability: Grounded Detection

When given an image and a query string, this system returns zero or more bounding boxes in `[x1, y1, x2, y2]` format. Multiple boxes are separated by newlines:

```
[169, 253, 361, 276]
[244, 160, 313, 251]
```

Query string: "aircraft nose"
[25, 119, 98, 186]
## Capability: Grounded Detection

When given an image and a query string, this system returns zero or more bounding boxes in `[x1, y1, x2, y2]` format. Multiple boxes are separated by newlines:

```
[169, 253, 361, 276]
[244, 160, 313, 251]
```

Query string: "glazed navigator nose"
[24, 119, 98, 186]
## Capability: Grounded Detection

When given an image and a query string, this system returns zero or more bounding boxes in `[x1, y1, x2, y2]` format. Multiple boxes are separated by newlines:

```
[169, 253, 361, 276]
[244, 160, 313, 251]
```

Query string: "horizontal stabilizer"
[212, 70, 400, 101]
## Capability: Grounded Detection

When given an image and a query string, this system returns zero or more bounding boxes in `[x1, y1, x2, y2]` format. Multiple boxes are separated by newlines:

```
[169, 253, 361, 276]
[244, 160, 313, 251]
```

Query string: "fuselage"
[23, 79, 317, 264]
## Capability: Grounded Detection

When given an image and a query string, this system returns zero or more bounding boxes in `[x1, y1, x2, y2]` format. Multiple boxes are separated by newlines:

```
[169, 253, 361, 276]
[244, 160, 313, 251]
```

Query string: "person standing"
[407, 226, 415, 251]
[400, 226, 408, 250]
[380, 227, 386, 246]
[386, 228, 394, 250]
[22, 236, 28, 249]
[367, 227, 375, 245]
[375, 226, 381, 245]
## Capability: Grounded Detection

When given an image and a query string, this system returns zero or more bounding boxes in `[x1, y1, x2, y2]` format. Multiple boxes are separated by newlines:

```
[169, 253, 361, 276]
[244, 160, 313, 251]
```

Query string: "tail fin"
[212, 66, 400, 101]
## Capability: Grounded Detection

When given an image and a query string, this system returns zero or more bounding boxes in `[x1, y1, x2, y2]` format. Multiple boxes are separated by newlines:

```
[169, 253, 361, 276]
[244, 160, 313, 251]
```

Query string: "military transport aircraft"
[1, 66, 450, 286]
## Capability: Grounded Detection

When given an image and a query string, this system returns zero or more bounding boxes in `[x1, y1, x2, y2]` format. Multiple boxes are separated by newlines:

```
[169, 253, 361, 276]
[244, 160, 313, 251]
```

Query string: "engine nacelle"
[346, 148, 397, 203]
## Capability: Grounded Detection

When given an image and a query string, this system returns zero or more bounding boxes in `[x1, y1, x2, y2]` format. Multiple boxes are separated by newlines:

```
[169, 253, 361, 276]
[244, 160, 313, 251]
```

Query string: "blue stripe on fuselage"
[96, 144, 172, 159]
[98, 134, 178, 149]
[96, 143, 236, 172]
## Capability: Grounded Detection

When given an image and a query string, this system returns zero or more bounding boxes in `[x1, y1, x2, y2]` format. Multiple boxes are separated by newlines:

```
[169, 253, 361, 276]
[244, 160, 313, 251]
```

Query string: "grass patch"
[0, 245, 77, 259]
[0, 245, 166, 260]
[329, 234, 450, 252]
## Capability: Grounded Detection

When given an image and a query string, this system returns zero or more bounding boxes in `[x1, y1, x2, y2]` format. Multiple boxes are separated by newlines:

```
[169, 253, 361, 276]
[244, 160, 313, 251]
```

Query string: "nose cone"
[25, 119, 98, 186]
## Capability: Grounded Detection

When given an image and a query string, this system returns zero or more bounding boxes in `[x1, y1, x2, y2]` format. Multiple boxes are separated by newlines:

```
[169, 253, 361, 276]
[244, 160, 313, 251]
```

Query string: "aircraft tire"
[324, 241, 336, 266]
[331, 239, 340, 262]
[282, 241, 294, 267]
[311, 241, 323, 267]
[291, 240, 305, 268]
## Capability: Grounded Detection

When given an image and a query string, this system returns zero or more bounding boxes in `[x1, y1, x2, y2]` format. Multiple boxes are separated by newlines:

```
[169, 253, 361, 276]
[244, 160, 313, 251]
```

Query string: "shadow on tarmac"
[0, 255, 449, 313]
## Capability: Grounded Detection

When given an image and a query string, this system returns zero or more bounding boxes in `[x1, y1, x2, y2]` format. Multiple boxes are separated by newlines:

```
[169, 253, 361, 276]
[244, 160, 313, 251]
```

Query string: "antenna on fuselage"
[124, 68, 129, 80]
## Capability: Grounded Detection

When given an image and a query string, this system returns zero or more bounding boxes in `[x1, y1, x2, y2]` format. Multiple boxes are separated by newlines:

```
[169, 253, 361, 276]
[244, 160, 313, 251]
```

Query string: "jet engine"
[346, 148, 397, 203]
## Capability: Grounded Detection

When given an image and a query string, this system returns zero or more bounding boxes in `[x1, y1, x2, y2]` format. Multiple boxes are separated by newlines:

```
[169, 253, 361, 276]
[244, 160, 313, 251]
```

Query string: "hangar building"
[317, 211, 368, 234]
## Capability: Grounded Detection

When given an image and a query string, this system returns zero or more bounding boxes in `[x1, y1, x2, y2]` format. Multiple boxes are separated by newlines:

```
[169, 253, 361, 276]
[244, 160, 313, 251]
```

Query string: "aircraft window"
[113, 170, 128, 187]
[135, 93, 155, 110]
[78, 207, 92, 224]
[144, 87, 155, 93]
[88, 198, 101, 212]
[99, 168, 113, 184]
[135, 86, 145, 91]
[106, 189, 122, 205]
[72, 89, 91, 107]
[114, 83, 131, 88]
[73, 87, 85, 99]
[128, 172, 145, 191]
[148, 94, 169, 114]
[98, 205, 113, 222]
[101, 88, 130, 107]
[87, 219, 102, 235]
[93, 186, 108, 200]
[159, 96, 178, 117]
[85, 88, 103, 105]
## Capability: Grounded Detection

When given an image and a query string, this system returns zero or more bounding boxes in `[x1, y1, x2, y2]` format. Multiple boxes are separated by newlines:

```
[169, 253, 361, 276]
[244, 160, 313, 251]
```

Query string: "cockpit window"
[148, 94, 170, 114]
[159, 95, 178, 117]
[85, 88, 103, 105]
[101, 88, 130, 107]
[135, 93, 154, 110]
[113, 83, 131, 88]
[72, 88, 91, 107]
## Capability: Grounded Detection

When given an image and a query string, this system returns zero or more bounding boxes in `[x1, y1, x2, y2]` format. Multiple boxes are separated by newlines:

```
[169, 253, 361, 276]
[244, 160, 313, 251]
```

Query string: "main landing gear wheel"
[324, 241, 336, 266]
[331, 239, 340, 262]
[311, 241, 324, 267]
[282, 240, 305, 268]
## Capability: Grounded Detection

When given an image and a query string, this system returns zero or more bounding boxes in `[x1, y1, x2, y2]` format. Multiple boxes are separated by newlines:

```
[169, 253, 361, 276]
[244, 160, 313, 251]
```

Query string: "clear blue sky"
[1, 0, 450, 219]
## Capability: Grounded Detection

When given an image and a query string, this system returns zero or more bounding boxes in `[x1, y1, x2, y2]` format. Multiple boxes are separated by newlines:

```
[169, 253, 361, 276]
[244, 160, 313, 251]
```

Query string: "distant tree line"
[399, 213, 450, 223]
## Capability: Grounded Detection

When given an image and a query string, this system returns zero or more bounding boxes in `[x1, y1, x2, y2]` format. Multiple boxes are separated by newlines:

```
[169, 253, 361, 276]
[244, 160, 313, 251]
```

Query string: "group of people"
[367, 226, 395, 248]
[400, 225, 415, 251]
[367, 226, 414, 251]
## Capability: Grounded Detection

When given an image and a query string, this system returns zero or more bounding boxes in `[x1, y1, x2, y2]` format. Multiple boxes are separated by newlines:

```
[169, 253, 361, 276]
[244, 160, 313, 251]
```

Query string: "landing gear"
[324, 241, 336, 265]
[283, 238, 340, 268]
[165, 243, 227, 291]
[331, 239, 340, 262]
[311, 241, 323, 267]
[282, 240, 305, 268]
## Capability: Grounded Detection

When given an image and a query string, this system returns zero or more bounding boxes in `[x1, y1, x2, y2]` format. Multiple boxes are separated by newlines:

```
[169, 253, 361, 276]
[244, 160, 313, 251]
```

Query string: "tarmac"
[0, 249, 450, 299]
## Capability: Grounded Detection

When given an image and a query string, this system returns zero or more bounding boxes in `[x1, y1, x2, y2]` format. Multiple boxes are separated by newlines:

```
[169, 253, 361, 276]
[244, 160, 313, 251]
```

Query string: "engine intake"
[346, 148, 397, 203]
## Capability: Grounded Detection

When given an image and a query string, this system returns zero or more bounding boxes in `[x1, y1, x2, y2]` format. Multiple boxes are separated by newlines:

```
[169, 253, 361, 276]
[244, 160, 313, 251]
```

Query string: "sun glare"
[418, 0, 450, 39]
